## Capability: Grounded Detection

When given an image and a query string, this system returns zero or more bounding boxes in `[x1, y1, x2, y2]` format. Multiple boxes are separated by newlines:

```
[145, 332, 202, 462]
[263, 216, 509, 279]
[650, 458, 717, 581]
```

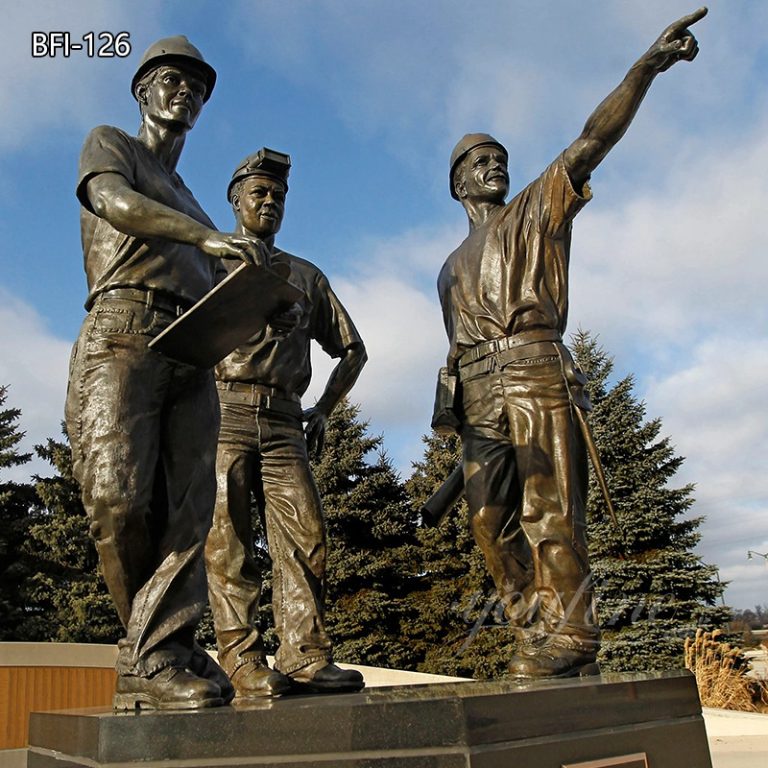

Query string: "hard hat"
[449, 133, 507, 199]
[131, 36, 216, 103]
[227, 148, 291, 202]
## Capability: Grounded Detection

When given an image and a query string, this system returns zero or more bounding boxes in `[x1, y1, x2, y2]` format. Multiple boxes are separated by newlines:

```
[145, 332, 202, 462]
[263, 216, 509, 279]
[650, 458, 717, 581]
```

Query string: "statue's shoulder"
[80, 125, 138, 159]
[277, 250, 323, 280]
[83, 124, 132, 143]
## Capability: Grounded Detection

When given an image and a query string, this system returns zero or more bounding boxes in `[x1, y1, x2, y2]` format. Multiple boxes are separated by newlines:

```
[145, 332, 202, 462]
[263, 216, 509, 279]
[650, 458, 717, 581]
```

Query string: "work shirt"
[437, 154, 591, 369]
[215, 251, 362, 397]
[77, 125, 218, 310]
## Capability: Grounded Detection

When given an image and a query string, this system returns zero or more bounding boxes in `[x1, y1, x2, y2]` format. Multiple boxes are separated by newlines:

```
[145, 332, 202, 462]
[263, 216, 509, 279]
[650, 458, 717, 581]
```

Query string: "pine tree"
[572, 330, 730, 671]
[0, 385, 38, 639]
[21, 435, 122, 642]
[311, 399, 420, 669]
[405, 433, 516, 679]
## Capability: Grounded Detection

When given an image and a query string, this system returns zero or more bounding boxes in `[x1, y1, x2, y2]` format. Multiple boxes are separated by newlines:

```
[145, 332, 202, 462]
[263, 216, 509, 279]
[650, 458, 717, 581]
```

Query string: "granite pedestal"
[27, 670, 712, 767]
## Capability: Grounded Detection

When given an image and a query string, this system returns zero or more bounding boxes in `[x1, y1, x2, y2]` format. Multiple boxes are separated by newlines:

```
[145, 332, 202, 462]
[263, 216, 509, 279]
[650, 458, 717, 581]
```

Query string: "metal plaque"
[563, 754, 649, 768]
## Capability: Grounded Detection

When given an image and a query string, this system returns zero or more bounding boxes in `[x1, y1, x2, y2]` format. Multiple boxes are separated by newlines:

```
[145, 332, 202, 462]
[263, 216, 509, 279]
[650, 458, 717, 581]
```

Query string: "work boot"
[113, 665, 223, 710]
[288, 660, 365, 694]
[508, 634, 600, 679]
[190, 643, 236, 704]
[231, 657, 292, 699]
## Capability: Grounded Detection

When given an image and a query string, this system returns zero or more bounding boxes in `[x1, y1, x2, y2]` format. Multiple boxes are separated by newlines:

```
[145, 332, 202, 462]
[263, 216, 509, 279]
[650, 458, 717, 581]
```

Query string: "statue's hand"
[198, 230, 271, 267]
[645, 7, 707, 73]
[302, 407, 328, 459]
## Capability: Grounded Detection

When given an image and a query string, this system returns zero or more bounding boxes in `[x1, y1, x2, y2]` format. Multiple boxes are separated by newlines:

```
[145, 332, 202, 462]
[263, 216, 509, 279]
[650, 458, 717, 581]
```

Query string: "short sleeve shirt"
[77, 125, 218, 309]
[437, 153, 591, 368]
[215, 251, 363, 397]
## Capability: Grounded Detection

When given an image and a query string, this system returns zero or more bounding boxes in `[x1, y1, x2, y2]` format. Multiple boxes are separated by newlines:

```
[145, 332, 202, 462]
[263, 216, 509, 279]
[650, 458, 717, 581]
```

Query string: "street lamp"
[746, 550, 768, 563]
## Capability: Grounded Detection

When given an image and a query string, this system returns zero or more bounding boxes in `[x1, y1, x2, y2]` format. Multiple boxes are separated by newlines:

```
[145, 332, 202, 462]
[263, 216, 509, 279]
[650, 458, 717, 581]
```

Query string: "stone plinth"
[27, 670, 712, 767]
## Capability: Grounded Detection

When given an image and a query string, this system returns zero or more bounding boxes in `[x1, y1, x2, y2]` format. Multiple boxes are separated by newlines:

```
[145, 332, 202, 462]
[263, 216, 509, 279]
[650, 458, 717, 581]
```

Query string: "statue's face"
[234, 175, 286, 238]
[142, 65, 207, 131]
[456, 145, 509, 203]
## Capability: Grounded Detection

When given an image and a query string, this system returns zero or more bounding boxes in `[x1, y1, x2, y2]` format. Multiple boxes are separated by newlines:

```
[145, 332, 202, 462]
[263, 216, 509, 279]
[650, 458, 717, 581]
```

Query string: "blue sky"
[1, 1, 767, 612]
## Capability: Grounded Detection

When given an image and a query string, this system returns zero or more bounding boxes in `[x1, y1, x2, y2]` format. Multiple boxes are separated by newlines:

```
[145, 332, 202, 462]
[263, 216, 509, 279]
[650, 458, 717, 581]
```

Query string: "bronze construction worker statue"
[66, 36, 280, 710]
[204, 149, 368, 698]
[435, 8, 707, 678]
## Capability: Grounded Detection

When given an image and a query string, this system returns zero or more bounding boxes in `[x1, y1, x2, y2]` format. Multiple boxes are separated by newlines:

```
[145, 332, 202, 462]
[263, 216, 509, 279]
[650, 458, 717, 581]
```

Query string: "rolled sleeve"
[528, 152, 592, 239]
[310, 274, 363, 358]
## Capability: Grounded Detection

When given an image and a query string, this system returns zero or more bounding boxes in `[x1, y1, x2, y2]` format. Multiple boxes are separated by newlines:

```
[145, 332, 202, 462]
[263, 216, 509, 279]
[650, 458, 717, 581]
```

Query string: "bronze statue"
[436, 9, 707, 678]
[205, 148, 368, 698]
[65, 36, 277, 710]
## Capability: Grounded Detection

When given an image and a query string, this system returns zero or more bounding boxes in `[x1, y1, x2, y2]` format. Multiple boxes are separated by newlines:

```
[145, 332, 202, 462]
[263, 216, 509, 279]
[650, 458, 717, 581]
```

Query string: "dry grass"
[684, 629, 768, 712]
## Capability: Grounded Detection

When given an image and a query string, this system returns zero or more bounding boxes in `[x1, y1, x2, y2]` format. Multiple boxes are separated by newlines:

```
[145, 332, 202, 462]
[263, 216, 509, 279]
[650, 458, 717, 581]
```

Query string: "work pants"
[65, 295, 219, 677]
[460, 351, 598, 643]
[205, 388, 331, 676]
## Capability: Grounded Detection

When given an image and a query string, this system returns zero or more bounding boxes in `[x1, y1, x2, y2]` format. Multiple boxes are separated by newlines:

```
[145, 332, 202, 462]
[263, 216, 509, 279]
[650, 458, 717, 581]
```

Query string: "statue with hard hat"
[436, 9, 706, 678]
[204, 148, 368, 698]
[65, 36, 277, 710]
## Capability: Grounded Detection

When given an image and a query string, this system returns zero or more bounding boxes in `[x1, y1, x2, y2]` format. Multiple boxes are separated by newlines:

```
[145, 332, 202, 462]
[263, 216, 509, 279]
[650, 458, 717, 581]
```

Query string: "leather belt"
[217, 381, 301, 414]
[95, 287, 196, 317]
[458, 328, 562, 368]
[458, 332, 563, 383]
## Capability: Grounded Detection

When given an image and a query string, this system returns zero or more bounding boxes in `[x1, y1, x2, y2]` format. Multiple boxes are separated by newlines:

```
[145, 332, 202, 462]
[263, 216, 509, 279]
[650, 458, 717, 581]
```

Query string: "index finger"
[667, 6, 708, 34]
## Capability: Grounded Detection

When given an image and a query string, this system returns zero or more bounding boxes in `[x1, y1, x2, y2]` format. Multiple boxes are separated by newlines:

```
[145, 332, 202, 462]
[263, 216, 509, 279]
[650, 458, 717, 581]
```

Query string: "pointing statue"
[436, 9, 707, 678]
[65, 37, 279, 710]
[204, 149, 368, 698]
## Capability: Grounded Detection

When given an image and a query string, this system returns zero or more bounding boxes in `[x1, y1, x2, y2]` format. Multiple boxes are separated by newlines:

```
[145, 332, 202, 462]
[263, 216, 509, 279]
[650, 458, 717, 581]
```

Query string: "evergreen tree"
[0, 385, 38, 639]
[21, 435, 121, 642]
[403, 334, 729, 677]
[405, 433, 516, 679]
[572, 330, 729, 671]
[311, 400, 419, 669]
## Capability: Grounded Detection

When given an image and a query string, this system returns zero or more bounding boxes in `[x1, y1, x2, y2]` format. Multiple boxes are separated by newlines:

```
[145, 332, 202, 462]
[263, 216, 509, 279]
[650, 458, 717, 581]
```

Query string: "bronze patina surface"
[149, 263, 305, 369]
[435, 9, 707, 679]
[65, 36, 282, 711]
[204, 148, 368, 698]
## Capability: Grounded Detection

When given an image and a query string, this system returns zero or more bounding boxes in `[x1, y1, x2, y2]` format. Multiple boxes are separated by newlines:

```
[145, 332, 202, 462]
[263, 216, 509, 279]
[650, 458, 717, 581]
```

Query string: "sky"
[1, 0, 767, 612]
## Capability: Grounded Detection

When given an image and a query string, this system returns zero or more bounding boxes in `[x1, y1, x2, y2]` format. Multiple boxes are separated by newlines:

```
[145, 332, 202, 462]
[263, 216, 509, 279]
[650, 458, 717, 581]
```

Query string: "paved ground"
[704, 708, 768, 767]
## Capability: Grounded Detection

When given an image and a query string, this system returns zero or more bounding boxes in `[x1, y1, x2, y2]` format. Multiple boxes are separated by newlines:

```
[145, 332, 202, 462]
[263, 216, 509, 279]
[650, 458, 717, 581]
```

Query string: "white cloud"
[305, 269, 447, 474]
[0, 288, 71, 481]
[564, 115, 768, 609]
[304, 101, 768, 607]
[229, 0, 764, 178]
[0, 1, 161, 151]
[641, 335, 768, 609]
[569, 114, 768, 355]
[302, 221, 472, 472]
[5, 0, 766, 610]
[717, 555, 768, 612]
[333, 274, 445, 424]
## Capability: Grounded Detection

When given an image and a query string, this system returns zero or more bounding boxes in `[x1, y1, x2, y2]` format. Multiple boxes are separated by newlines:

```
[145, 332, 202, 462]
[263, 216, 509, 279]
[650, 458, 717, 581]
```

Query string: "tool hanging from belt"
[424, 333, 626, 555]
[554, 344, 627, 558]
[457, 328, 562, 382]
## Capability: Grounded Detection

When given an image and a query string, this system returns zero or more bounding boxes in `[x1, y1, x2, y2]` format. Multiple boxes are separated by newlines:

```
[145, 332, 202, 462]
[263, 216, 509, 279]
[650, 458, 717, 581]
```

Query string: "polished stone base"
[27, 670, 712, 767]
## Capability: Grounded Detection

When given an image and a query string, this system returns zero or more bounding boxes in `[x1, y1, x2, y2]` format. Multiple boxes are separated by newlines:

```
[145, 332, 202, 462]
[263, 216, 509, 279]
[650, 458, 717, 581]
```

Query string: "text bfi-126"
[31, 32, 131, 58]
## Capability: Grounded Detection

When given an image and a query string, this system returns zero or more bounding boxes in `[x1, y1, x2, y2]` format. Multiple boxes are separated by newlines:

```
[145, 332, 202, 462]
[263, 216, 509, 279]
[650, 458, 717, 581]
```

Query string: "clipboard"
[149, 262, 305, 368]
